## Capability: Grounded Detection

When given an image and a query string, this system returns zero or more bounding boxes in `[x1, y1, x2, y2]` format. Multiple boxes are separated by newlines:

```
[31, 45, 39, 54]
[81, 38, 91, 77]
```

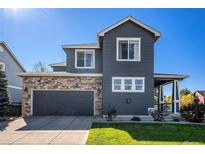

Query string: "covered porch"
[154, 73, 188, 114]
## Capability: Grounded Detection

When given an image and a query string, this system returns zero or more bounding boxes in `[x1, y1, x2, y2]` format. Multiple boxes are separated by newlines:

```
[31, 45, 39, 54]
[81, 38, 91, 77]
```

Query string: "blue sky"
[0, 8, 205, 94]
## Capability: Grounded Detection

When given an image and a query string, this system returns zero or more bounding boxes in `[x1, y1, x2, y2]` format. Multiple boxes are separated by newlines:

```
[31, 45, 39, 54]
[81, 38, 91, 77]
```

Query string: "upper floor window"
[116, 37, 141, 61]
[0, 45, 4, 52]
[75, 49, 95, 69]
[0, 61, 5, 71]
[112, 77, 145, 92]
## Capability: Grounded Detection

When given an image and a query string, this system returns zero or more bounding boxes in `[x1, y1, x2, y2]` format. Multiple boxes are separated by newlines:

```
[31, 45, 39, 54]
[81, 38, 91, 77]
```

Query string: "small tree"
[181, 94, 195, 107]
[33, 61, 49, 72]
[164, 96, 172, 104]
[180, 88, 192, 96]
[0, 69, 9, 116]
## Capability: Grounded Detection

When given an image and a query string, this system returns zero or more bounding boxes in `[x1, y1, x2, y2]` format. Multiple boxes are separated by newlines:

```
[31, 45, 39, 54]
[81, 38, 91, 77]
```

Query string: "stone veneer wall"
[21, 76, 102, 116]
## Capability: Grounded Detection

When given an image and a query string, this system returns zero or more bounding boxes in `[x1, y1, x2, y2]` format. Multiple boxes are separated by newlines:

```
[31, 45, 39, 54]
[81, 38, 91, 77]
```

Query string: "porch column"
[172, 80, 180, 114]
[159, 85, 164, 112]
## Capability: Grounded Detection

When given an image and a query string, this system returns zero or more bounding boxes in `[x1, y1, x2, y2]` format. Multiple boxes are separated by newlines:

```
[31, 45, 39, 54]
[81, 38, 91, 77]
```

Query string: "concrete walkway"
[0, 116, 93, 145]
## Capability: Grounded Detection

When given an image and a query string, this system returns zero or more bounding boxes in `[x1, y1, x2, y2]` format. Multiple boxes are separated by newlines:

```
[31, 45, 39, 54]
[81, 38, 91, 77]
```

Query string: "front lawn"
[86, 123, 205, 145]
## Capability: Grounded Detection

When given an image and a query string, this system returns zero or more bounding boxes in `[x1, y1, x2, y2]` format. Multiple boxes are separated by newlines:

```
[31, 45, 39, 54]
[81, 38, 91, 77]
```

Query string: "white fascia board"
[154, 74, 188, 79]
[49, 62, 66, 67]
[62, 44, 100, 49]
[0, 41, 26, 72]
[98, 16, 161, 37]
[18, 72, 103, 77]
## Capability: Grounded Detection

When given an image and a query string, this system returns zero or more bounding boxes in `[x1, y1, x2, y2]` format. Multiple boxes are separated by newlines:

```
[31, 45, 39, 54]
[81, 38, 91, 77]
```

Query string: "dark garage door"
[33, 90, 94, 116]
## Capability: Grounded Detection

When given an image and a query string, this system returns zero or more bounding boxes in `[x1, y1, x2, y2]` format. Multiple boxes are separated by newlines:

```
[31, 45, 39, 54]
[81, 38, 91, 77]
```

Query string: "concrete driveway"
[0, 116, 93, 145]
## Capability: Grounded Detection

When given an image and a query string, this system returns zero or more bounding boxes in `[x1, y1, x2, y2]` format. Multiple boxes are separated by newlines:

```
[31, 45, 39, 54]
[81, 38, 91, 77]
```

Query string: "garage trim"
[30, 89, 96, 116]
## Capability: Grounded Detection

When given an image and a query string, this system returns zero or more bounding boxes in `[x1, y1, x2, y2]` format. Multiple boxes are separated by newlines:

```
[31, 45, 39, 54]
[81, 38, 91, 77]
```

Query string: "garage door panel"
[33, 91, 94, 115]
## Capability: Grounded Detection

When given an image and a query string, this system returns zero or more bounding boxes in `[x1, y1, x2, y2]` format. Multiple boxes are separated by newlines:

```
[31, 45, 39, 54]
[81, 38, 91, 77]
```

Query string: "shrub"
[106, 107, 117, 121]
[131, 116, 141, 121]
[180, 103, 205, 123]
[151, 110, 165, 121]
[0, 69, 9, 116]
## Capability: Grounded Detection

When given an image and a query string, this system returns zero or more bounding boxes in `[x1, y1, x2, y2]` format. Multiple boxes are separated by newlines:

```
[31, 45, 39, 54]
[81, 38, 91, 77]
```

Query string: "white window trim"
[116, 37, 141, 62]
[0, 61, 5, 71]
[75, 49, 95, 69]
[112, 77, 145, 93]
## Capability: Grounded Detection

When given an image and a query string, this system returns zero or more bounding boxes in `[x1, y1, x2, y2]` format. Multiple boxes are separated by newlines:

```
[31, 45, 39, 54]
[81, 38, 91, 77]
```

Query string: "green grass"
[86, 123, 205, 145]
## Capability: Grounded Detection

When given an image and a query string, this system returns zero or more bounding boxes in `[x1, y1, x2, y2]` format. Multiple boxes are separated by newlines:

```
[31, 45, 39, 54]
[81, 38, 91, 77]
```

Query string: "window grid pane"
[135, 79, 143, 91]
[119, 40, 128, 59]
[114, 85, 121, 91]
[114, 79, 121, 84]
[114, 79, 122, 91]
[129, 41, 137, 60]
[85, 53, 92, 67]
[77, 52, 84, 67]
[124, 79, 132, 91]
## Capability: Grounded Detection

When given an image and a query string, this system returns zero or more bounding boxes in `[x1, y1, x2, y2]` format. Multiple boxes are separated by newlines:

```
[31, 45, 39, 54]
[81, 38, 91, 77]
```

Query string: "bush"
[106, 107, 117, 121]
[180, 94, 195, 107]
[151, 110, 165, 121]
[180, 103, 205, 123]
[131, 116, 141, 121]
[0, 69, 9, 116]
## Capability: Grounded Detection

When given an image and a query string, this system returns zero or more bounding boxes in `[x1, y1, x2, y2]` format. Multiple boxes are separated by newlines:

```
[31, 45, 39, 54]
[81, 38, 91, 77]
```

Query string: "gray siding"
[8, 87, 22, 103]
[102, 21, 155, 115]
[0, 45, 24, 103]
[52, 66, 66, 72]
[64, 48, 102, 73]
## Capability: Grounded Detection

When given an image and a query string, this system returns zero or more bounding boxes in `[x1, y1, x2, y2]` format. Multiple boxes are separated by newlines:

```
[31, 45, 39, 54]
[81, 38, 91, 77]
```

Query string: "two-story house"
[0, 41, 26, 104]
[19, 16, 188, 117]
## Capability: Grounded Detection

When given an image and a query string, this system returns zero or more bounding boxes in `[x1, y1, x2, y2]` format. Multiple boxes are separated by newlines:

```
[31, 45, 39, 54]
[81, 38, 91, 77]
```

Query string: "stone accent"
[21, 76, 102, 116]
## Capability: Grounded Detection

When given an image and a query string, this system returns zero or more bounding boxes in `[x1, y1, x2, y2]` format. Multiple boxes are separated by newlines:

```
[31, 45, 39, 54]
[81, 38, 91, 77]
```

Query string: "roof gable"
[196, 91, 205, 97]
[0, 41, 26, 72]
[98, 16, 161, 39]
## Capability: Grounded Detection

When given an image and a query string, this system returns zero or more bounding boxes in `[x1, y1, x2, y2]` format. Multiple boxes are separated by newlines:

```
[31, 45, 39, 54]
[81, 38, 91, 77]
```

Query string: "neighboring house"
[0, 41, 26, 104]
[19, 16, 188, 117]
[194, 91, 205, 104]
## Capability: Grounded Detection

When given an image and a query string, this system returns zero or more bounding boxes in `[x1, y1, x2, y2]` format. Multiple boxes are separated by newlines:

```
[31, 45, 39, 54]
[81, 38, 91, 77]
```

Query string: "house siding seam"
[21, 76, 102, 116]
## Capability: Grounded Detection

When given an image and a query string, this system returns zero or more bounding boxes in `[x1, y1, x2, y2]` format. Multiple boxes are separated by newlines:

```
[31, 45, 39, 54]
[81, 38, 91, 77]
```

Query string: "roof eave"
[0, 41, 26, 72]
[154, 74, 189, 80]
[97, 16, 161, 39]
[62, 44, 100, 49]
[18, 72, 103, 77]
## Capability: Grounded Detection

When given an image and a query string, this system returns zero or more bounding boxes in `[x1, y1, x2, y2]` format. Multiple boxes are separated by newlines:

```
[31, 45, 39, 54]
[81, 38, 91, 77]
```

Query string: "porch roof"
[154, 73, 188, 87]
